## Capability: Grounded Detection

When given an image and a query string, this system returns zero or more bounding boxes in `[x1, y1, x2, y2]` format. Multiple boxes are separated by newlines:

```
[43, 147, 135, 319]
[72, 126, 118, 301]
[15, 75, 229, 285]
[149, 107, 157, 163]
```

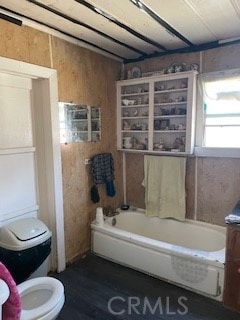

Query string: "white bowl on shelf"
[122, 99, 135, 106]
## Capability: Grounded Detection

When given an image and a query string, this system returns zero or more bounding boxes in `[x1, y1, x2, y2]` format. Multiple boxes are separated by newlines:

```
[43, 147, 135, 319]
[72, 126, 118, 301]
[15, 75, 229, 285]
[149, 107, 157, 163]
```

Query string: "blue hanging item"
[106, 180, 116, 197]
[90, 185, 100, 203]
[90, 153, 116, 202]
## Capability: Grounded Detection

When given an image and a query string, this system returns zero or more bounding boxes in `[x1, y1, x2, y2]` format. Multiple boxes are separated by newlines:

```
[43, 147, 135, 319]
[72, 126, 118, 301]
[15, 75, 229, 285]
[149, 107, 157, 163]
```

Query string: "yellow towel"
[143, 155, 186, 220]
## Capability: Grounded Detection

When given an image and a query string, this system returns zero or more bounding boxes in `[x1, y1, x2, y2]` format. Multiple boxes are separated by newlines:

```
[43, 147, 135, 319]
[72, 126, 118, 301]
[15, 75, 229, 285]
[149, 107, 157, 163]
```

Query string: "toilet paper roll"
[96, 207, 103, 215]
[96, 207, 104, 225]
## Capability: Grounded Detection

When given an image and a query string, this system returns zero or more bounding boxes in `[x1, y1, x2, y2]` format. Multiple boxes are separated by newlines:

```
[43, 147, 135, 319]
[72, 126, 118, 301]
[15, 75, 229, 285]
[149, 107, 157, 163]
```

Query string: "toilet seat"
[17, 277, 64, 320]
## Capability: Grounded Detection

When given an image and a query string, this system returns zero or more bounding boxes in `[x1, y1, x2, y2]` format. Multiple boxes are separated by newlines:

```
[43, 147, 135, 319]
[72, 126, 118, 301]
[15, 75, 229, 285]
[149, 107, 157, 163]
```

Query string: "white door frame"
[0, 57, 65, 272]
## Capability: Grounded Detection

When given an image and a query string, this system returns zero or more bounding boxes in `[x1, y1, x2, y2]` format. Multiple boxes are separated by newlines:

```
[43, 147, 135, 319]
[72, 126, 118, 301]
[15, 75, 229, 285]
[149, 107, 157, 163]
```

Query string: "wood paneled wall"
[125, 44, 240, 226]
[2, 18, 240, 264]
[51, 37, 123, 262]
[0, 20, 123, 263]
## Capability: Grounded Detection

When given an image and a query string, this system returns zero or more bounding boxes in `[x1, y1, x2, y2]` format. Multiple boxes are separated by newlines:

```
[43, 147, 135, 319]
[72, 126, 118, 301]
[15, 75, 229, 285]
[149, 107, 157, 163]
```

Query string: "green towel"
[143, 155, 186, 220]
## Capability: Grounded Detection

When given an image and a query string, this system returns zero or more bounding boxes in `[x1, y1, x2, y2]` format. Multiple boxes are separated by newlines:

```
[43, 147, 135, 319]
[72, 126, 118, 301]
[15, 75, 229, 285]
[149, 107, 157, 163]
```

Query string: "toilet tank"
[0, 218, 52, 284]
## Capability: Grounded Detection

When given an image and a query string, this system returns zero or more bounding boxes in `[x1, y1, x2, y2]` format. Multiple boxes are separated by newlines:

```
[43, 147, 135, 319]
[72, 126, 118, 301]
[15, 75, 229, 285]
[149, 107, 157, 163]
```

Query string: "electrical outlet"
[84, 158, 91, 165]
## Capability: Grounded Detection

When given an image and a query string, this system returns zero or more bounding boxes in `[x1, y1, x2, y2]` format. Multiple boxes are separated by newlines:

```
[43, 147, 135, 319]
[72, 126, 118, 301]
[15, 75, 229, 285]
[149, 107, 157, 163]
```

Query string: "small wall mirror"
[59, 102, 101, 143]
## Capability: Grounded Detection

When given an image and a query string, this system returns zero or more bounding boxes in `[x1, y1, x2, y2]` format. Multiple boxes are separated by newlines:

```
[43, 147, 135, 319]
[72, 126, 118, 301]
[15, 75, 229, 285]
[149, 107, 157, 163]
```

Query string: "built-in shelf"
[116, 70, 198, 154]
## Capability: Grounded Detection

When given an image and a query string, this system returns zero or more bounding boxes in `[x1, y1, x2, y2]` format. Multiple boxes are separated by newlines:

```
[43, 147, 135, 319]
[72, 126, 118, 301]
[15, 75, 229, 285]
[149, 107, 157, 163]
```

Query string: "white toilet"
[0, 216, 65, 320]
[0, 276, 64, 320]
[18, 277, 65, 320]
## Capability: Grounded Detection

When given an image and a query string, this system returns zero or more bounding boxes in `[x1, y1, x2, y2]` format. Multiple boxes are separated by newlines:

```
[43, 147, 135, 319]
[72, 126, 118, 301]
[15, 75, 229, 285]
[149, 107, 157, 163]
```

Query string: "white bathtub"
[91, 208, 226, 301]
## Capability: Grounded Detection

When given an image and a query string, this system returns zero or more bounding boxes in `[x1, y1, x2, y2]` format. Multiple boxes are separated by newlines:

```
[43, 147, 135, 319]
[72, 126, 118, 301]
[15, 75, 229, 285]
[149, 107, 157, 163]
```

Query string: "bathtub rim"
[110, 207, 226, 234]
[91, 208, 226, 267]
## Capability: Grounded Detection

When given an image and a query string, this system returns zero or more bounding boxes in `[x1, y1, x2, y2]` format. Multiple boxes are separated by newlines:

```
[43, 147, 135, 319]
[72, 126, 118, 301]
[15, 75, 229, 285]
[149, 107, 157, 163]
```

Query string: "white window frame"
[195, 68, 240, 158]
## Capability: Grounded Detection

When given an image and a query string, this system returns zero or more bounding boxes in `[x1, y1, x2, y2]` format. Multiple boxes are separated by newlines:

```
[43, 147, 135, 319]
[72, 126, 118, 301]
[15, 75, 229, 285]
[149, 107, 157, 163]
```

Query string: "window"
[196, 69, 240, 157]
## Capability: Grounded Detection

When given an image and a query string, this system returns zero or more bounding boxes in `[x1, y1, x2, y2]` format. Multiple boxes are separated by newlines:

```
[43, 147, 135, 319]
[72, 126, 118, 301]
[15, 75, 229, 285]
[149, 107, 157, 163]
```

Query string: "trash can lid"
[0, 218, 52, 251]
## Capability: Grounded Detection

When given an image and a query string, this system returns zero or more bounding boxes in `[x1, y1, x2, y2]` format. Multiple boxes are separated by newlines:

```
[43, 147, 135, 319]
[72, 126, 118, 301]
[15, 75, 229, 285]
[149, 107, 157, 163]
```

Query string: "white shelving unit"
[116, 70, 198, 155]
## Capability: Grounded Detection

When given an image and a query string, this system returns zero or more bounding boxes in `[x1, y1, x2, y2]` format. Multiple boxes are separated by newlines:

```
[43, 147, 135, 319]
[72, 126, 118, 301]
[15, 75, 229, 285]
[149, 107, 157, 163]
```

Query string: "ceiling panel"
[0, 0, 240, 62]
[39, 0, 163, 53]
[87, 0, 188, 49]
[144, 0, 218, 43]
[185, 0, 240, 40]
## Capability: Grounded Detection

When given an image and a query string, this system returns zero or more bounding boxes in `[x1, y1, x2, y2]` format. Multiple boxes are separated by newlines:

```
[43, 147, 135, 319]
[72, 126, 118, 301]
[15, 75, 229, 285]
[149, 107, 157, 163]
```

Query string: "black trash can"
[0, 217, 52, 284]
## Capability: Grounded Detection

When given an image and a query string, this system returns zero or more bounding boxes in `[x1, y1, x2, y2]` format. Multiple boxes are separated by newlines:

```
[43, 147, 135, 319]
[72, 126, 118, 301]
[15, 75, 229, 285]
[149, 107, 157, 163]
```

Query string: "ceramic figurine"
[132, 109, 139, 117]
[123, 120, 131, 130]
[190, 63, 199, 71]
[123, 137, 132, 149]
[180, 81, 187, 88]
[175, 64, 183, 72]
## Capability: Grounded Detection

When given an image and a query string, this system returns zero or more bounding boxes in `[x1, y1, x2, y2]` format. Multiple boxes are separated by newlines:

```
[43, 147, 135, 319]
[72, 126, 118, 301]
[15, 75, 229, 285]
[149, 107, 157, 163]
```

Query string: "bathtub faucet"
[104, 207, 120, 217]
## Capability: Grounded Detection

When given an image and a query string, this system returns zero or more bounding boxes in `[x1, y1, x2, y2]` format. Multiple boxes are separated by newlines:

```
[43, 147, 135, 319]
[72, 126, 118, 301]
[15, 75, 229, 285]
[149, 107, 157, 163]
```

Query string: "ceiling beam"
[75, 0, 167, 52]
[124, 38, 240, 63]
[130, 0, 193, 46]
[0, 12, 22, 25]
[0, 6, 125, 60]
[27, 0, 144, 56]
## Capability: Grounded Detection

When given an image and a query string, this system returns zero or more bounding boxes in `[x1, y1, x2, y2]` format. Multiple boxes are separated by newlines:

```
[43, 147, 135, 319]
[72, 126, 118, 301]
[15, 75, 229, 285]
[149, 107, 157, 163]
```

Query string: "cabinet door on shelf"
[66, 106, 88, 143]
[90, 107, 101, 142]
[225, 225, 240, 261]
[224, 225, 240, 313]
[70, 130, 88, 143]
[59, 103, 102, 143]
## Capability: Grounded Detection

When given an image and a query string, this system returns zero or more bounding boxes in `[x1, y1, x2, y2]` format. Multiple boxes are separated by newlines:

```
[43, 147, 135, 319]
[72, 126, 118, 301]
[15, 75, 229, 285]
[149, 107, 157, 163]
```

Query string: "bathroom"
[1, 6, 240, 319]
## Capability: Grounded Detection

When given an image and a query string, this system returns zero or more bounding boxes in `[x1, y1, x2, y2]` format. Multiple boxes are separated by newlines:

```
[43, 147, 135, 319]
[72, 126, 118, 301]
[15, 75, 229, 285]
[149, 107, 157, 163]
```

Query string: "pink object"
[0, 262, 21, 320]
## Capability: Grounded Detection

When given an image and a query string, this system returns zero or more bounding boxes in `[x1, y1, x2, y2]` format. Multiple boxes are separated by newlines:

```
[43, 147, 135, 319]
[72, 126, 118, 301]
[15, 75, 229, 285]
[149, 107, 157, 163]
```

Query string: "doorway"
[0, 57, 65, 272]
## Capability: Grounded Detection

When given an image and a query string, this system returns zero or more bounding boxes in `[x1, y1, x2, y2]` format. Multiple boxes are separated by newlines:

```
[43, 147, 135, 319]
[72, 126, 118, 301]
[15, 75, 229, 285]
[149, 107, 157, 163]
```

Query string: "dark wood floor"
[53, 253, 239, 319]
